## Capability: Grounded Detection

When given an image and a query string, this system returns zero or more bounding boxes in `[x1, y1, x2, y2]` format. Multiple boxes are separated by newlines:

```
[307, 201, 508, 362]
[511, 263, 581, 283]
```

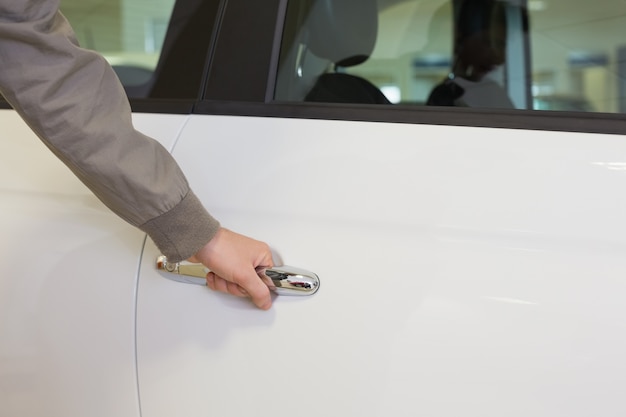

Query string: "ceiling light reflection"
[528, 0, 547, 12]
[483, 296, 538, 305]
[592, 162, 626, 171]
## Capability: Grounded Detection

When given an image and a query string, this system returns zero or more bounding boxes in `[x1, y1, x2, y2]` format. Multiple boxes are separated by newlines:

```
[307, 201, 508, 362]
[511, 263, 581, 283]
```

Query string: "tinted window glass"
[528, 0, 626, 113]
[61, 0, 219, 99]
[275, 0, 626, 114]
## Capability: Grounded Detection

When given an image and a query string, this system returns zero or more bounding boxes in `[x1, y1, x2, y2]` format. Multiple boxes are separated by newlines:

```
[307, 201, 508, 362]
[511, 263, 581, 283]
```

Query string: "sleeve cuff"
[139, 190, 220, 262]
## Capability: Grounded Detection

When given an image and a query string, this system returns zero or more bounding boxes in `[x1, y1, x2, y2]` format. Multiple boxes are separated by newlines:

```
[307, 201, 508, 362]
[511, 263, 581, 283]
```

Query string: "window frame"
[3, 0, 626, 137]
[195, 0, 626, 136]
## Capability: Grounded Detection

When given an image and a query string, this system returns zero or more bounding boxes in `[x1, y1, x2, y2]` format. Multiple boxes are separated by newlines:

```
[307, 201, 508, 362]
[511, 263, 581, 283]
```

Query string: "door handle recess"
[156, 255, 320, 296]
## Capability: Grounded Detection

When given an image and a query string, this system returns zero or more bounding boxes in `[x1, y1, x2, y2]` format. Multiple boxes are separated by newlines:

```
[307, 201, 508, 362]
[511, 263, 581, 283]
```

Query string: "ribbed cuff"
[139, 191, 221, 262]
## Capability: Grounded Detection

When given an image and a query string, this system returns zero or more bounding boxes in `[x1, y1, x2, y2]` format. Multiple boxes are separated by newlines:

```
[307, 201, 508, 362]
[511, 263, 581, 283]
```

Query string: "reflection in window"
[61, 0, 218, 99]
[426, 0, 517, 109]
[276, 0, 392, 104]
[276, 0, 626, 114]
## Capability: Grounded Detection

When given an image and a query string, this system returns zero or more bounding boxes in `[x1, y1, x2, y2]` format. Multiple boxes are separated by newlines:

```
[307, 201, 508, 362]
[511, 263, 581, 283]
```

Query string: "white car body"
[4, 108, 626, 416]
[0, 112, 188, 416]
[3, 0, 626, 415]
[138, 114, 626, 417]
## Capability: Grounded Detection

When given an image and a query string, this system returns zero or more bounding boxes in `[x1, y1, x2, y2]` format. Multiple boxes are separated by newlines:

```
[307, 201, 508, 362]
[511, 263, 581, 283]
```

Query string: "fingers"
[206, 272, 248, 298]
[194, 227, 275, 309]
[235, 269, 272, 310]
[206, 271, 272, 310]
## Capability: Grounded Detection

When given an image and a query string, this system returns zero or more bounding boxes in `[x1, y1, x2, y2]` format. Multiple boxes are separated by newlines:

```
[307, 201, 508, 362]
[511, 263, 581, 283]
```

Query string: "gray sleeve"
[0, 0, 220, 262]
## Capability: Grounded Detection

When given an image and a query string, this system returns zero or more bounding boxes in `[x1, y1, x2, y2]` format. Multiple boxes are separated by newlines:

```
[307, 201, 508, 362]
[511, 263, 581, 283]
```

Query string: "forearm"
[0, 0, 219, 261]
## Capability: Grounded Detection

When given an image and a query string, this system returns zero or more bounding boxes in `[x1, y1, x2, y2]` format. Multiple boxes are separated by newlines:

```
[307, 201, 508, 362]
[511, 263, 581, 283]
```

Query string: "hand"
[189, 228, 274, 310]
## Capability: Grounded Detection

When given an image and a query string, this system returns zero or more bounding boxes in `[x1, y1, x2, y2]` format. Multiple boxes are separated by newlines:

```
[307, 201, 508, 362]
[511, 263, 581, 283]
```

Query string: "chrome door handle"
[156, 255, 320, 296]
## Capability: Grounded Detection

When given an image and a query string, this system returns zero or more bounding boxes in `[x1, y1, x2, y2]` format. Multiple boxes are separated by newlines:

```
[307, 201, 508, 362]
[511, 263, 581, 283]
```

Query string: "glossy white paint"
[0, 110, 187, 417]
[4, 104, 626, 416]
[137, 115, 626, 417]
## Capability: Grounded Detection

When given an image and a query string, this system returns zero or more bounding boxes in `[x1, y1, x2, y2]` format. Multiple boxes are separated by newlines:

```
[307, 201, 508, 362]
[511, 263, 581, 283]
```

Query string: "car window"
[275, 0, 626, 114]
[60, 0, 219, 99]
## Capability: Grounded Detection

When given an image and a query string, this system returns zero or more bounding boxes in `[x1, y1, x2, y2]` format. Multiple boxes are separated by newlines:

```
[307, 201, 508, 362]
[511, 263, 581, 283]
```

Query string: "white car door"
[136, 115, 626, 417]
[134, 0, 626, 415]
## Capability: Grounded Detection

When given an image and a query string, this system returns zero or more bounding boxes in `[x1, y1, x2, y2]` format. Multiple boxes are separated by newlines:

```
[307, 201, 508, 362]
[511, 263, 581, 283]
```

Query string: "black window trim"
[201, 0, 283, 102]
[195, 100, 626, 136]
[129, 99, 196, 114]
[264, 0, 289, 104]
